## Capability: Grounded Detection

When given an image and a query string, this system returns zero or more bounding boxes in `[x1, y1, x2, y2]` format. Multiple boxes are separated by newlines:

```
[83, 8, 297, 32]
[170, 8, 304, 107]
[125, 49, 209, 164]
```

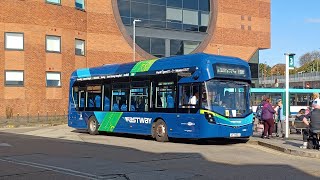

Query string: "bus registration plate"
[230, 133, 241, 137]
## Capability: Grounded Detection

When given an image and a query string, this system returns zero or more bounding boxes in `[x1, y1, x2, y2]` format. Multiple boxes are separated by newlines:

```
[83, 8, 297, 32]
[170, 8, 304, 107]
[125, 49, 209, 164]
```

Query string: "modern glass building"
[118, 0, 210, 57]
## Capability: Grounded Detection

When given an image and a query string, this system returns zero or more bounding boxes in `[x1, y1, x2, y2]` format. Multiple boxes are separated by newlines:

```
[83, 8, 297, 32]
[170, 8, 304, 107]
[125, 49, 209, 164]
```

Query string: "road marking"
[0, 158, 104, 179]
[0, 143, 11, 147]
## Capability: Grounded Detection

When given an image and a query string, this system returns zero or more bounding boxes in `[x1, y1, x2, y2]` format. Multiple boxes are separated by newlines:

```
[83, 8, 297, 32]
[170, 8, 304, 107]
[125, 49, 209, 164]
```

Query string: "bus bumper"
[199, 123, 253, 138]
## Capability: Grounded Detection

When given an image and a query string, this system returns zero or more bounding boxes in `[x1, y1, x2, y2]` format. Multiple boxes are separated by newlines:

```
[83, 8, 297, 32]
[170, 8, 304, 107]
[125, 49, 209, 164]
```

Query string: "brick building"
[0, 0, 270, 117]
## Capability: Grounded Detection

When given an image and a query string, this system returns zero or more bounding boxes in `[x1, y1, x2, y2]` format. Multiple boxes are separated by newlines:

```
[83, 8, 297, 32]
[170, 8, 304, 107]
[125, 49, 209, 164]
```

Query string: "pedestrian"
[312, 92, 320, 109]
[299, 99, 320, 149]
[275, 99, 285, 138]
[261, 96, 276, 139]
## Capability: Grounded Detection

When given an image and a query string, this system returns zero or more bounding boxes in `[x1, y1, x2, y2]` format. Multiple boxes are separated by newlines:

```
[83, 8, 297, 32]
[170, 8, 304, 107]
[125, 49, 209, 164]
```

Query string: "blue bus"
[251, 88, 320, 115]
[68, 53, 253, 142]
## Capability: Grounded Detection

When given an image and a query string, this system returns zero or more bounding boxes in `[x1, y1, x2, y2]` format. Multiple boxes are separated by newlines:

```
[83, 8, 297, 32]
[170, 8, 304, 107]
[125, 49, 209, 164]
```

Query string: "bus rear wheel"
[153, 120, 169, 142]
[88, 117, 99, 135]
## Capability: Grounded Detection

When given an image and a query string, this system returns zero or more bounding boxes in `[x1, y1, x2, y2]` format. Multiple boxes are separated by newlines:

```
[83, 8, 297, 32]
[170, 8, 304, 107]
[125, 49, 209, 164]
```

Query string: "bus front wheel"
[88, 117, 99, 135]
[153, 120, 169, 142]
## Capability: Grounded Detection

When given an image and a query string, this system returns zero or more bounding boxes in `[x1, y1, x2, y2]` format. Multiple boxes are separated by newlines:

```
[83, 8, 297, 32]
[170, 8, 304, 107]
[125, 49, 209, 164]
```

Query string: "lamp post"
[133, 19, 141, 62]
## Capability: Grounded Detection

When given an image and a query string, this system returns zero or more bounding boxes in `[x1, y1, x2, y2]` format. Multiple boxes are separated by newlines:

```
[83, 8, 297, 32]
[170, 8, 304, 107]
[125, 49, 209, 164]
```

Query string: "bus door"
[70, 87, 87, 127]
[176, 84, 200, 137]
[69, 86, 80, 123]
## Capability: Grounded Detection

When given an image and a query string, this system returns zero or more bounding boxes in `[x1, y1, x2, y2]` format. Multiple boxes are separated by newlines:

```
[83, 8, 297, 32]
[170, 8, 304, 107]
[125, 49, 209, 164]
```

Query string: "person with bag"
[274, 99, 285, 138]
[299, 99, 320, 149]
[261, 96, 276, 139]
[256, 99, 265, 137]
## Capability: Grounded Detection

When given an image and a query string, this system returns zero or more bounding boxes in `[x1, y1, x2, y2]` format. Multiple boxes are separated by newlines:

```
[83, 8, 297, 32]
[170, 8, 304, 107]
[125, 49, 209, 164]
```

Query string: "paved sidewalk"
[249, 132, 320, 159]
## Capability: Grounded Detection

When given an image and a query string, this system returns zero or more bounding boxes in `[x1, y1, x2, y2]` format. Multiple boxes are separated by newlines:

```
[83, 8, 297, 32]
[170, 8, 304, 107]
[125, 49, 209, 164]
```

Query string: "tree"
[259, 63, 271, 77]
[299, 51, 320, 66]
[296, 59, 320, 73]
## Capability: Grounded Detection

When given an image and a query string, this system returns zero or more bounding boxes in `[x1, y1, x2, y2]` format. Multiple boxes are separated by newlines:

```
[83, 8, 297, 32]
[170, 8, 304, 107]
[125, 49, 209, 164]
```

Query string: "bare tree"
[299, 51, 320, 66]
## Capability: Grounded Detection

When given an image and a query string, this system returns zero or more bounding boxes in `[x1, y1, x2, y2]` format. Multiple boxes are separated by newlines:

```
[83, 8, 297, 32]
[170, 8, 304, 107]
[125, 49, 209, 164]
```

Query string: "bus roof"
[70, 53, 250, 84]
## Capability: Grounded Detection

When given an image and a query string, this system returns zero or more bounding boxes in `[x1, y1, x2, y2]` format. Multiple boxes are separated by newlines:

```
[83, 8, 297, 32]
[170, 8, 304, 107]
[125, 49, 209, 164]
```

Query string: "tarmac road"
[0, 125, 320, 180]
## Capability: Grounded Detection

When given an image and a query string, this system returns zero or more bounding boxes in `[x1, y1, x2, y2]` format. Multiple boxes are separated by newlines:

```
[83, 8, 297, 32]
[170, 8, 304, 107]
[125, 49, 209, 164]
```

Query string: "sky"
[259, 0, 320, 67]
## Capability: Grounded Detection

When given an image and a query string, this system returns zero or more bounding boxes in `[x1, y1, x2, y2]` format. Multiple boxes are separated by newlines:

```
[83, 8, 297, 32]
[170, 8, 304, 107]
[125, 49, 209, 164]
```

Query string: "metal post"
[133, 19, 141, 62]
[285, 54, 289, 138]
[285, 53, 295, 138]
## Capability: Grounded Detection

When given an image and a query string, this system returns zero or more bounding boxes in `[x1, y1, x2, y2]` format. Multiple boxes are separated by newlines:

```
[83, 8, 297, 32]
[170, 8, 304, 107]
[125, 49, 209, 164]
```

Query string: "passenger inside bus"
[157, 95, 163, 107]
[189, 92, 199, 107]
[167, 93, 174, 108]
[136, 98, 145, 111]
[181, 90, 190, 106]
[222, 91, 232, 107]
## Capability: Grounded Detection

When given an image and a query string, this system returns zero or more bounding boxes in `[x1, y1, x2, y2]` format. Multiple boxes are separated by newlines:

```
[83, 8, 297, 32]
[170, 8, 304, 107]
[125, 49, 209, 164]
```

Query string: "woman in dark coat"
[261, 96, 276, 139]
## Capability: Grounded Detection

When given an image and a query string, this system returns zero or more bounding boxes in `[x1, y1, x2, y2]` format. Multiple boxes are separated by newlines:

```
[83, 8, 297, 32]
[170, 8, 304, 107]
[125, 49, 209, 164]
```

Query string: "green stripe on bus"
[98, 112, 123, 132]
[200, 109, 230, 122]
[130, 59, 157, 73]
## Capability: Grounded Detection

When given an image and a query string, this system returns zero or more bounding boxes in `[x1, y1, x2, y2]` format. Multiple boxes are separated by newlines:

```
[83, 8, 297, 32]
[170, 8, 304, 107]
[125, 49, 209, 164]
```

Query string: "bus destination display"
[213, 64, 248, 78]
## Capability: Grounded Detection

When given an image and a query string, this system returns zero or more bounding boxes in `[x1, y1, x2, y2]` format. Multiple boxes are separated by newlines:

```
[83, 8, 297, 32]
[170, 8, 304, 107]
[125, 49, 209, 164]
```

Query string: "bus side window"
[103, 85, 111, 111]
[104, 97, 110, 111]
[79, 90, 86, 111]
[155, 82, 175, 109]
[86, 85, 102, 111]
[179, 84, 199, 108]
[130, 82, 149, 112]
[112, 83, 130, 112]
[72, 86, 79, 110]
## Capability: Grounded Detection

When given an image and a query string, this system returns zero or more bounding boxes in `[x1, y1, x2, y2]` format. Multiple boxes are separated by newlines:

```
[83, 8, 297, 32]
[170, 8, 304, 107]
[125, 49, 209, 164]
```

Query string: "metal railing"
[259, 72, 320, 85]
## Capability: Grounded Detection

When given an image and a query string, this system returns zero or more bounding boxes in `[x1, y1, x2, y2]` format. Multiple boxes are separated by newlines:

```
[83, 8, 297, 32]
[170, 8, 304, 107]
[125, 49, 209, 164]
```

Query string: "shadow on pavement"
[284, 140, 302, 148]
[73, 129, 249, 145]
[0, 131, 318, 180]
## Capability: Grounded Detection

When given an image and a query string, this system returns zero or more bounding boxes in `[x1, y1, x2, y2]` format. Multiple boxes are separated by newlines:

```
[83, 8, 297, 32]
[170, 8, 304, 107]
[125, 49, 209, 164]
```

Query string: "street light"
[133, 19, 141, 62]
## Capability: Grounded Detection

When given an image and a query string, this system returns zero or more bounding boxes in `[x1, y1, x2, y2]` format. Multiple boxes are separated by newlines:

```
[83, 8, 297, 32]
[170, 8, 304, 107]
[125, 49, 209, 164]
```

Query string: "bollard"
[55, 110, 57, 125]
[17, 113, 20, 127]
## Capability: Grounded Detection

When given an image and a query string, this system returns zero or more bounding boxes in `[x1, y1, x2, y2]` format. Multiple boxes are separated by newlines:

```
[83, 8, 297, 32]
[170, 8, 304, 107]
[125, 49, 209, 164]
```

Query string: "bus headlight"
[205, 112, 216, 124]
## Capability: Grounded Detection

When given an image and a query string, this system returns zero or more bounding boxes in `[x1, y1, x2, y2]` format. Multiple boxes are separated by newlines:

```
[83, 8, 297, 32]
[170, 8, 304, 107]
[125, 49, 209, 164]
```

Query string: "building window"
[5, 71, 24, 86]
[241, 25, 245, 30]
[117, 0, 210, 57]
[46, 35, 61, 53]
[248, 25, 252, 31]
[248, 16, 252, 21]
[5, 32, 24, 50]
[75, 0, 85, 10]
[46, 0, 61, 5]
[46, 72, 61, 87]
[75, 39, 85, 56]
